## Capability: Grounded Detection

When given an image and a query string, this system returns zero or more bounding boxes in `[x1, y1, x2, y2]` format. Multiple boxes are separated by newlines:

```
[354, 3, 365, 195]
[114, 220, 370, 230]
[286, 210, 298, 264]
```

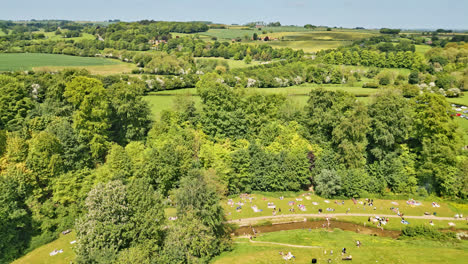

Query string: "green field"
[144, 85, 382, 118]
[447, 94, 468, 106]
[195, 57, 261, 69]
[213, 229, 468, 264]
[32, 31, 95, 42]
[143, 94, 202, 119]
[415, 44, 432, 55]
[223, 192, 464, 221]
[0, 53, 121, 71]
[176, 28, 381, 53]
[12, 232, 77, 264]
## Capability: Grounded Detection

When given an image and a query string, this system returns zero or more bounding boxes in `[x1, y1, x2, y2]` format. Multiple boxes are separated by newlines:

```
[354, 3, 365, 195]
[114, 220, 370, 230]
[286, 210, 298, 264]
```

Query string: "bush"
[362, 83, 379, 88]
[401, 225, 456, 241]
[408, 71, 419, 84]
[401, 84, 420, 98]
[379, 76, 391, 85]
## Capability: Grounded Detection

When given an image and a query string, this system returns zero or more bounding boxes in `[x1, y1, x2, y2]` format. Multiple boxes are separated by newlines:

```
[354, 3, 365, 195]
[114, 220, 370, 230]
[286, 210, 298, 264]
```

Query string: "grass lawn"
[223, 192, 463, 222]
[12, 232, 77, 264]
[0, 53, 121, 71]
[212, 229, 468, 264]
[143, 94, 201, 120]
[415, 45, 432, 55]
[447, 94, 468, 106]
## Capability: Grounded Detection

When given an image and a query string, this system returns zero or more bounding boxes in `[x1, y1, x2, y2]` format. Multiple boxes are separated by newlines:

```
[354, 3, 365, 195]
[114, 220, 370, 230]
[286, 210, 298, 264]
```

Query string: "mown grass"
[12, 232, 77, 264]
[447, 94, 468, 106]
[0, 53, 121, 71]
[223, 192, 460, 221]
[415, 45, 432, 55]
[212, 229, 468, 264]
[143, 94, 202, 120]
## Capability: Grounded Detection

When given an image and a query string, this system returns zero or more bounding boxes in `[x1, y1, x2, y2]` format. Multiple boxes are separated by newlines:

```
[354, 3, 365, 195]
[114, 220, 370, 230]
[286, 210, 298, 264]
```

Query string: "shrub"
[408, 71, 419, 84]
[401, 225, 456, 241]
[379, 76, 391, 85]
[362, 83, 379, 88]
[401, 84, 420, 98]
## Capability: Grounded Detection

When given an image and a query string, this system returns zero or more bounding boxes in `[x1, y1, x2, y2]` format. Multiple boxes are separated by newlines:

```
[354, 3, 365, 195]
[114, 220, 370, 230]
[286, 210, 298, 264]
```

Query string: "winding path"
[227, 213, 467, 226]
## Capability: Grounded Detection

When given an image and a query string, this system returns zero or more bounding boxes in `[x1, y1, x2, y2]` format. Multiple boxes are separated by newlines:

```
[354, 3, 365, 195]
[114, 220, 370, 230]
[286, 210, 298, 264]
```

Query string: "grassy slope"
[212, 229, 468, 264]
[0, 53, 121, 71]
[223, 192, 463, 221]
[179, 28, 380, 53]
[12, 232, 77, 264]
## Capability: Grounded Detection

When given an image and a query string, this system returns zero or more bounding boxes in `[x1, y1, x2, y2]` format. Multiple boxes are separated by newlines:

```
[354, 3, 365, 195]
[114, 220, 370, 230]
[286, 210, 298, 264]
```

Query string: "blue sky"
[2, 0, 467, 30]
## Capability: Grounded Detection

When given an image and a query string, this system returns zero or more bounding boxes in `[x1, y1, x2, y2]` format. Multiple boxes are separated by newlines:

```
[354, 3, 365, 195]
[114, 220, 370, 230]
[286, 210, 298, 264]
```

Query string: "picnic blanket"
[406, 199, 421, 206]
[251, 206, 263, 213]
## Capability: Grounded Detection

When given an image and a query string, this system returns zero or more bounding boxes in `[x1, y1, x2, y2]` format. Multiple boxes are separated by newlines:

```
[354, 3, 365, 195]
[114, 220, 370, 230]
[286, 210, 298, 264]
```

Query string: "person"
[356, 240, 361, 247]
[342, 248, 346, 254]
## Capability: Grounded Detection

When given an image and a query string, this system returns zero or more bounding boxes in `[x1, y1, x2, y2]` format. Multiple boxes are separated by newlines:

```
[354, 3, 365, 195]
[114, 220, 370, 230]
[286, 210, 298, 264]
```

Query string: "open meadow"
[12, 232, 77, 264]
[213, 229, 468, 264]
[0, 53, 121, 71]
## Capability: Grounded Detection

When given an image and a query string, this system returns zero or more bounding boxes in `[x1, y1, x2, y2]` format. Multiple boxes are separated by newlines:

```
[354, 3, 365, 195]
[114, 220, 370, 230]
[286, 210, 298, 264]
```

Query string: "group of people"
[279, 251, 295, 261]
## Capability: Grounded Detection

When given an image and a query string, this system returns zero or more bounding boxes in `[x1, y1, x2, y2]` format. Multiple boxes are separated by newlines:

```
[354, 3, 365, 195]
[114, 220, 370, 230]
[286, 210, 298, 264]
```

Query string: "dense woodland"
[0, 20, 467, 264]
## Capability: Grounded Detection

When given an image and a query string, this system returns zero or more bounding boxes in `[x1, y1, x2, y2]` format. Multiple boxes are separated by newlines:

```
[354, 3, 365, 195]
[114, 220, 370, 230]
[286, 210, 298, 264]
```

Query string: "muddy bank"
[234, 220, 401, 239]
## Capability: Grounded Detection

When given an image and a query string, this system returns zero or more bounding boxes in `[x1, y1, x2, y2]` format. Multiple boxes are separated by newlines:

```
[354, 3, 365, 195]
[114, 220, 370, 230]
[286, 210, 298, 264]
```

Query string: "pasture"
[195, 57, 261, 69]
[144, 85, 382, 118]
[0, 53, 121, 71]
[213, 229, 468, 264]
[180, 27, 381, 53]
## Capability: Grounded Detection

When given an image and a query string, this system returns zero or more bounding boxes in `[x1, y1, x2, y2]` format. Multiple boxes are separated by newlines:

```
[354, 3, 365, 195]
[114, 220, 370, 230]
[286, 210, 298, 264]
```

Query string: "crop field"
[263, 40, 349, 53]
[260, 31, 379, 41]
[33, 63, 137, 75]
[0, 53, 121, 71]
[213, 229, 468, 264]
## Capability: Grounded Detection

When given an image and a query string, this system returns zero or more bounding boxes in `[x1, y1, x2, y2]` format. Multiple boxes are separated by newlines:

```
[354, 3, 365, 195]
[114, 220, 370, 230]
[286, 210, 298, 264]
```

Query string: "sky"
[1, 0, 467, 30]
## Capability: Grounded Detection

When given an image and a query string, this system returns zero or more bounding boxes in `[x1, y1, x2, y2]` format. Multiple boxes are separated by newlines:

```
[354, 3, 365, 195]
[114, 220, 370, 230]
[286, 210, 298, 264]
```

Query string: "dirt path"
[236, 240, 322, 249]
[227, 213, 467, 226]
